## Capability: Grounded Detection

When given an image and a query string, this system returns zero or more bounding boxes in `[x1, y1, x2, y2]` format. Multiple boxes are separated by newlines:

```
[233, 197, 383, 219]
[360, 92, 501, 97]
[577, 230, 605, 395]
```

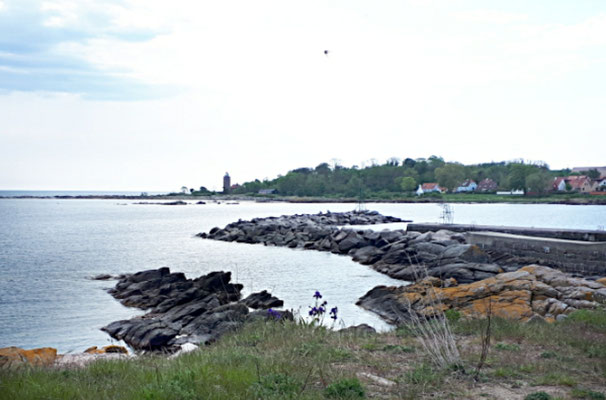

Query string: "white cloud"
[454, 9, 528, 24]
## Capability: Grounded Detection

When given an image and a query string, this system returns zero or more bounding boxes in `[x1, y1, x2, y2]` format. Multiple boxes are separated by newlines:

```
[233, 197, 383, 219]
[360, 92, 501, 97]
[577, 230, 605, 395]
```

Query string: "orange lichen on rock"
[84, 345, 128, 355]
[597, 277, 606, 286]
[0, 346, 57, 368]
[461, 291, 534, 321]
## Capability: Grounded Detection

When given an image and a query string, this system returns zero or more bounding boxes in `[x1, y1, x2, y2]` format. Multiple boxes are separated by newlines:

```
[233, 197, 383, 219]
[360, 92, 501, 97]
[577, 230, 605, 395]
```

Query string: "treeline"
[231, 156, 570, 197]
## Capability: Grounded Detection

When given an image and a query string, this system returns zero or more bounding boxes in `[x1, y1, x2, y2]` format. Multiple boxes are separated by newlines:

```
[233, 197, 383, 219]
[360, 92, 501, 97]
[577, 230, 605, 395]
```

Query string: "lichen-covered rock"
[0, 347, 57, 368]
[83, 345, 128, 354]
[358, 265, 606, 324]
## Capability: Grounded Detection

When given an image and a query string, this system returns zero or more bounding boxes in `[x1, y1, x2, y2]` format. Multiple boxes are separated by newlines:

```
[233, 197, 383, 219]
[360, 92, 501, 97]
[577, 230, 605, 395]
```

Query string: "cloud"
[454, 9, 528, 24]
[0, 0, 168, 99]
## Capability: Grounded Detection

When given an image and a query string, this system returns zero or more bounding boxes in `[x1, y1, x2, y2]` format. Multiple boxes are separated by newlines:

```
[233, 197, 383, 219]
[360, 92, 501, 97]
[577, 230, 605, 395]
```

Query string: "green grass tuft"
[324, 378, 365, 398]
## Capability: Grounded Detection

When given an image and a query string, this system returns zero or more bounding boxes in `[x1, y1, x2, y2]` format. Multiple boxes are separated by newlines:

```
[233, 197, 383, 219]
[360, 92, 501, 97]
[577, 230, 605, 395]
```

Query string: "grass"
[1, 309, 606, 399]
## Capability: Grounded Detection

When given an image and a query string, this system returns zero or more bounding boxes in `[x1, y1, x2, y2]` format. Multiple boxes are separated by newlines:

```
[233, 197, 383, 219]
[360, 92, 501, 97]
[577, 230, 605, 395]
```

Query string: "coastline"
[1, 193, 606, 205]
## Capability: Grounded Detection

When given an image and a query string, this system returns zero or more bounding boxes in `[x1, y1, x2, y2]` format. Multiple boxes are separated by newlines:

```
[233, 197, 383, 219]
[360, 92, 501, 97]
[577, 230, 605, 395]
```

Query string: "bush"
[324, 378, 365, 398]
[252, 373, 300, 399]
[571, 388, 606, 400]
[525, 392, 552, 400]
[444, 309, 461, 323]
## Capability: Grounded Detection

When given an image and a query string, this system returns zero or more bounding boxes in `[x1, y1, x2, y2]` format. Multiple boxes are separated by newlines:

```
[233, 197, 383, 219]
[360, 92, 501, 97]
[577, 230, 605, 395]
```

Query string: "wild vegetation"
[2, 308, 605, 399]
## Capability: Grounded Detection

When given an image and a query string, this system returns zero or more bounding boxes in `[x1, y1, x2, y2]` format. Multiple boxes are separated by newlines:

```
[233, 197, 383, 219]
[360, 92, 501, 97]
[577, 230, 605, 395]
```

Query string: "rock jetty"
[357, 265, 606, 324]
[200, 211, 517, 284]
[102, 267, 287, 352]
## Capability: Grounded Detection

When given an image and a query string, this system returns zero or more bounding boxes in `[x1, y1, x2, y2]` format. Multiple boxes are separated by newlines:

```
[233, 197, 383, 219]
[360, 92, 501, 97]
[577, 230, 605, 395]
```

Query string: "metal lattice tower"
[356, 186, 367, 212]
[439, 203, 454, 224]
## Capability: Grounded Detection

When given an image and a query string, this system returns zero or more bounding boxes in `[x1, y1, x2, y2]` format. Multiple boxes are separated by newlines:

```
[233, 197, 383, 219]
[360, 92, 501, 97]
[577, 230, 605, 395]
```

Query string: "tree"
[399, 176, 417, 192]
[507, 163, 534, 190]
[315, 163, 331, 175]
[583, 169, 601, 180]
[525, 171, 551, 194]
[403, 157, 416, 168]
[435, 163, 465, 191]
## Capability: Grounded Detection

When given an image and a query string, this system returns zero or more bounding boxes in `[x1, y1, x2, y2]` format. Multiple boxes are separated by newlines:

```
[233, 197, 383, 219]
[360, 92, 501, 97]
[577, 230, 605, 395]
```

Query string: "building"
[477, 178, 498, 192]
[571, 166, 606, 179]
[416, 183, 442, 196]
[566, 175, 596, 193]
[552, 177, 566, 192]
[223, 173, 231, 194]
[455, 179, 477, 193]
[258, 189, 277, 195]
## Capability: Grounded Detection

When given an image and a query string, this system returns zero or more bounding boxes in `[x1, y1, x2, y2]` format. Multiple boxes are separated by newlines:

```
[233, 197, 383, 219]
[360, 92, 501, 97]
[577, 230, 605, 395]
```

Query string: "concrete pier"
[407, 223, 606, 242]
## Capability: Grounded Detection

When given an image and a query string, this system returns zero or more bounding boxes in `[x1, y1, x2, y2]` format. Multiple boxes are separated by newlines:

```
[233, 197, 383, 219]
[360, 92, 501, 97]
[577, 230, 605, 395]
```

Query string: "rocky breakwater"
[102, 267, 286, 352]
[357, 265, 606, 324]
[199, 211, 510, 285]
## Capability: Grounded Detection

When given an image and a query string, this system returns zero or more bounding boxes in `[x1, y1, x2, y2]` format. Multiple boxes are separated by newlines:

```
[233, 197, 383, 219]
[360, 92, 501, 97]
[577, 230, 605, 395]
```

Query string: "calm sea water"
[0, 190, 168, 197]
[0, 199, 604, 353]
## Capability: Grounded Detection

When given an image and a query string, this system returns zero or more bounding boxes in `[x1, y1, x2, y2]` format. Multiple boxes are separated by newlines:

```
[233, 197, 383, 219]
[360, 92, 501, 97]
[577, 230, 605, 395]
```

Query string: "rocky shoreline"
[101, 267, 288, 352]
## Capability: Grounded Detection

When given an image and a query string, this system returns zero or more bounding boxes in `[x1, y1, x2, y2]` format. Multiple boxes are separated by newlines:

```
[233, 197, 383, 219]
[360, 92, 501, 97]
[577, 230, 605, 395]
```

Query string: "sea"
[1, 196, 604, 353]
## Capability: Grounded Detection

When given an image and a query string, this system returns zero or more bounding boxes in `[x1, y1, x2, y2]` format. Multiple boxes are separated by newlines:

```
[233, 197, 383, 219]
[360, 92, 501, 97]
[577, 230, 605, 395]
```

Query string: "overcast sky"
[1, 0, 605, 191]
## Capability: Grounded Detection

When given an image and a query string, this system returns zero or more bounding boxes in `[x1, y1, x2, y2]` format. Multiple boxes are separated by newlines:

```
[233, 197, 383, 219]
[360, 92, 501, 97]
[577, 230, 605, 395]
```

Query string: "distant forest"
[227, 156, 577, 197]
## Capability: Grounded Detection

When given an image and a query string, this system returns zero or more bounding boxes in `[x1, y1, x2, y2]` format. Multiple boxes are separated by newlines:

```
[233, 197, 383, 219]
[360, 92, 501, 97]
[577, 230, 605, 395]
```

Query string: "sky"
[1, 0, 605, 191]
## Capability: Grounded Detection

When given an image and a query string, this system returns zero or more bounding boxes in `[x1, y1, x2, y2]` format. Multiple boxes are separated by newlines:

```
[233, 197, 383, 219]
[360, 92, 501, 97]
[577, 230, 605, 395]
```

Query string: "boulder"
[358, 265, 606, 323]
[242, 290, 284, 309]
[84, 345, 128, 354]
[0, 347, 57, 368]
[352, 246, 385, 265]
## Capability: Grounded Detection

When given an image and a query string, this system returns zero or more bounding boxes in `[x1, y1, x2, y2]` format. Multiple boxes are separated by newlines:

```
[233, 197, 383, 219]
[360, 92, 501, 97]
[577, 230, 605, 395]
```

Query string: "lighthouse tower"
[223, 172, 231, 194]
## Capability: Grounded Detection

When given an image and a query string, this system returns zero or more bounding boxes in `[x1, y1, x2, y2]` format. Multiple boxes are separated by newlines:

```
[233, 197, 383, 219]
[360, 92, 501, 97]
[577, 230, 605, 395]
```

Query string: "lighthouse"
[223, 172, 231, 194]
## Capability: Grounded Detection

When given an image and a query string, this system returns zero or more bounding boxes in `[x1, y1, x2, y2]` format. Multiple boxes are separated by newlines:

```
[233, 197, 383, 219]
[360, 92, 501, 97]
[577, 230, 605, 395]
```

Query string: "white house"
[417, 183, 442, 196]
[598, 179, 606, 190]
[552, 177, 566, 192]
[456, 179, 477, 193]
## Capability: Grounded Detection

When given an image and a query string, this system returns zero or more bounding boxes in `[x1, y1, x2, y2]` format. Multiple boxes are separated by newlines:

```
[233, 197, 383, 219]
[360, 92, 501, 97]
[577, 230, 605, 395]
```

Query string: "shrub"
[252, 373, 300, 399]
[571, 388, 606, 400]
[494, 342, 521, 352]
[444, 309, 461, 323]
[324, 378, 365, 398]
[525, 392, 552, 400]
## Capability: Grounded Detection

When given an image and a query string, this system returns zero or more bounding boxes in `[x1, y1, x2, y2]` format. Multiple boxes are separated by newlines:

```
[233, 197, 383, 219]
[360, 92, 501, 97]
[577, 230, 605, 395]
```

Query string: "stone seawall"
[407, 223, 606, 242]
[467, 231, 606, 276]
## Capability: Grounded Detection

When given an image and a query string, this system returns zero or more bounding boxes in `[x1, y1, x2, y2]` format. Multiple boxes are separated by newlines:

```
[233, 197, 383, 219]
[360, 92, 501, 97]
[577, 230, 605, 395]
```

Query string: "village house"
[552, 177, 567, 192]
[477, 178, 498, 192]
[566, 175, 596, 193]
[455, 179, 477, 193]
[416, 183, 442, 196]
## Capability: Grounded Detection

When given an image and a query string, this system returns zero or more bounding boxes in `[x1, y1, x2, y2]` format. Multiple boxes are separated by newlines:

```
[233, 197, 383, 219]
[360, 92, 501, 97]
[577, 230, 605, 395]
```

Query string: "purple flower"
[313, 291, 322, 299]
[267, 308, 281, 320]
[330, 307, 338, 320]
